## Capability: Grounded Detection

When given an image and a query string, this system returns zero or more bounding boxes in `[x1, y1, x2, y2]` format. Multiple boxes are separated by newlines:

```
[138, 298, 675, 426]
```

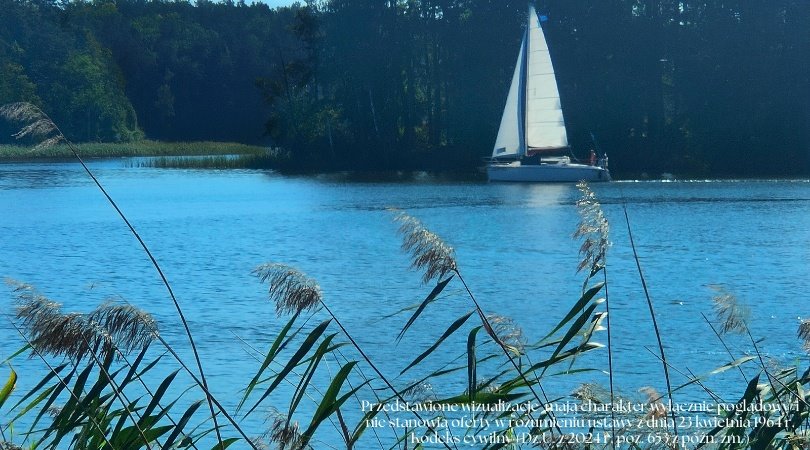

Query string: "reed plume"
[572, 383, 609, 404]
[401, 381, 436, 403]
[798, 319, 810, 352]
[639, 387, 667, 419]
[0, 102, 63, 150]
[11, 281, 95, 360]
[394, 212, 457, 283]
[253, 263, 322, 316]
[19, 307, 97, 361]
[573, 181, 610, 277]
[11, 281, 156, 361]
[486, 314, 526, 355]
[711, 289, 749, 334]
[266, 412, 307, 450]
[89, 302, 158, 354]
[574, 182, 617, 447]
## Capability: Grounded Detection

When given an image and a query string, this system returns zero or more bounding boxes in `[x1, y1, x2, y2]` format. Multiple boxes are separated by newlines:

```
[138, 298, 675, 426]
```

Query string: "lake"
[1, 159, 809, 447]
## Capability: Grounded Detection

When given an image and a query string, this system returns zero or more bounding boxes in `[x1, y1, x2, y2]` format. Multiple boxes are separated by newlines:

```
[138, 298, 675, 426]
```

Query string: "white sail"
[525, 6, 568, 151]
[492, 37, 526, 158]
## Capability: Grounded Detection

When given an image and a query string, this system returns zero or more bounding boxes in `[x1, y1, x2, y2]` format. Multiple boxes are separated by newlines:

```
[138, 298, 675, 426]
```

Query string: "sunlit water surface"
[2, 159, 809, 447]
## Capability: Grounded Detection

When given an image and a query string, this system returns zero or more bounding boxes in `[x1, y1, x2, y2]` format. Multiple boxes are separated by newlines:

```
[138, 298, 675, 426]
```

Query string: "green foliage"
[260, 0, 810, 176]
[0, 140, 267, 159]
[0, 0, 142, 144]
[2, 0, 808, 174]
[0, 369, 16, 411]
[53, 49, 141, 142]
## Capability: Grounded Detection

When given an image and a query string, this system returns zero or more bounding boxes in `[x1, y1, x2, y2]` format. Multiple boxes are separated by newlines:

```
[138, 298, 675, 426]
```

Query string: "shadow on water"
[0, 162, 89, 190]
[302, 169, 486, 184]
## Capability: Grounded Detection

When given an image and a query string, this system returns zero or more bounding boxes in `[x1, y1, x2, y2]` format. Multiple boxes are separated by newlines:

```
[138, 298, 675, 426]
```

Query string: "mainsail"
[492, 37, 526, 158]
[492, 6, 568, 159]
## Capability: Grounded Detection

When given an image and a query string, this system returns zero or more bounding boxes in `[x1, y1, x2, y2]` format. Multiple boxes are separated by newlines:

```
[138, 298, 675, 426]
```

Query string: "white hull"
[487, 161, 611, 182]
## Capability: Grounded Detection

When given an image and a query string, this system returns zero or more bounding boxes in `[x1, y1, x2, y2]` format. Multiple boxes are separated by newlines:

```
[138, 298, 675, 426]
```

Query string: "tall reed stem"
[621, 203, 678, 437]
[602, 267, 616, 450]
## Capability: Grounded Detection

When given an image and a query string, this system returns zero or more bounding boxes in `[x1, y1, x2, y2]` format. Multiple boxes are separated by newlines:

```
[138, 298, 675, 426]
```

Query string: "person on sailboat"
[598, 153, 609, 170]
[589, 149, 597, 166]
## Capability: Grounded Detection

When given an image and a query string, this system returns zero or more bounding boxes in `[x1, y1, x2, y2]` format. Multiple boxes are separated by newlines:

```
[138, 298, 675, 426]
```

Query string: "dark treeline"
[1, 0, 809, 176]
[0, 0, 291, 144]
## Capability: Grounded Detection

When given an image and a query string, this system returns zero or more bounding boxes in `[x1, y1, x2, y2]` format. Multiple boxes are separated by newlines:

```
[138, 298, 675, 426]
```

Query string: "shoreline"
[3, 145, 809, 181]
[0, 140, 269, 160]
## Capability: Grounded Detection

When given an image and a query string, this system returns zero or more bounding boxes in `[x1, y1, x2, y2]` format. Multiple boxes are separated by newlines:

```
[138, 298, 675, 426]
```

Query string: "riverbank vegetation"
[2, 0, 809, 177]
[0, 141, 268, 160]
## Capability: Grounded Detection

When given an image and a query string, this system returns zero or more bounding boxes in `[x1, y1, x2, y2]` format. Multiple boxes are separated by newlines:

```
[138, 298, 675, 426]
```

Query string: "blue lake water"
[1, 159, 809, 446]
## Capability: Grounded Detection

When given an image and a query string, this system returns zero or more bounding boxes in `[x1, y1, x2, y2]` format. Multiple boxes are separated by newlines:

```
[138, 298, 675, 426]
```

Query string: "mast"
[517, 26, 529, 158]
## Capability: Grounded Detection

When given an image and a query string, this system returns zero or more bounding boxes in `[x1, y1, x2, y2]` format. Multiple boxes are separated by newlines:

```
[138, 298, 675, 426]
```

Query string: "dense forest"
[1, 0, 809, 176]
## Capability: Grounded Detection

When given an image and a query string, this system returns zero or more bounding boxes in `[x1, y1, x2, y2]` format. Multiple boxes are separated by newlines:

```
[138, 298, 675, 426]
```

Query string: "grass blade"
[0, 367, 17, 410]
[301, 361, 365, 445]
[543, 302, 601, 375]
[140, 370, 180, 424]
[397, 276, 454, 342]
[160, 400, 203, 449]
[540, 283, 603, 342]
[11, 362, 68, 412]
[288, 333, 338, 418]
[238, 311, 300, 412]
[400, 311, 474, 375]
[467, 326, 482, 402]
[350, 408, 382, 447]
[211, 437, 241, 449]
[1, 345, 31, 365]
[245, 319, 332, 416]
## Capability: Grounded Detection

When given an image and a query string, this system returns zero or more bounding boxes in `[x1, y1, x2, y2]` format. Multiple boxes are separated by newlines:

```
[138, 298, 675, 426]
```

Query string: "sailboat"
[487, 6, 611, 182]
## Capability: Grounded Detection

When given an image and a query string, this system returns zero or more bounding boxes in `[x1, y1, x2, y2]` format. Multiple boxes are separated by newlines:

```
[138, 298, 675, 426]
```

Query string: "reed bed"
[132, 154, 278, 170]
[1, 102, 809, 450]
[0, 140, 268, 160]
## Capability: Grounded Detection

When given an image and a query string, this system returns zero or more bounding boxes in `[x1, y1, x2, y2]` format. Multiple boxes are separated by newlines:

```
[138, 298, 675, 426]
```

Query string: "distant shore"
[0, 140, 268, 160]
[6, 144, 806, 180]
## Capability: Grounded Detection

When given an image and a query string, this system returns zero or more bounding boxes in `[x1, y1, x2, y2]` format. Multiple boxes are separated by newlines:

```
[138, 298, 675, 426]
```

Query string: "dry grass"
[0, 141, 268, 160]
[573, 181, 610, 277]
[253, 263, 323, 316]
[486, 314, 526, 354]
[266, 412, 306, 450]
[10, 280, 157, 361]
[0, 103, 64, 152]
[711, 288, 750, 334]
[799, 319, 810, 352]
[394, 212, 457, 283]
